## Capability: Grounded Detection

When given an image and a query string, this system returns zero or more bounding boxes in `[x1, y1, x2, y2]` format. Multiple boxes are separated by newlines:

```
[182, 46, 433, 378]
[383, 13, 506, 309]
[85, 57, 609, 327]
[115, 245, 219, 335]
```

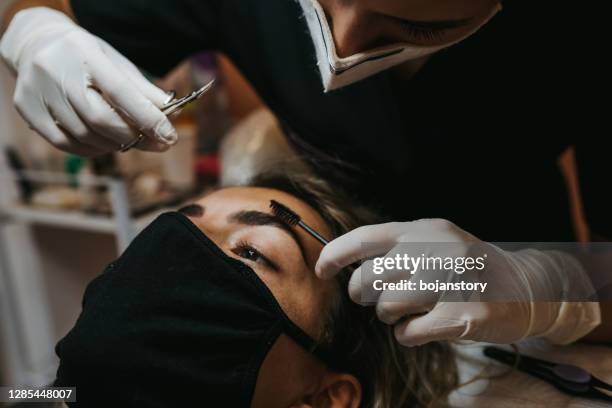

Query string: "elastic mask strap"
[281, 317, 348, 372]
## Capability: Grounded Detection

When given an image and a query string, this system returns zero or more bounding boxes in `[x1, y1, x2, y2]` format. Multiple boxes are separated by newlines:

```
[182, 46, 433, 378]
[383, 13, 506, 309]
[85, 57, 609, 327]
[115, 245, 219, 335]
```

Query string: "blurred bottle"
[192, 53, 232, 156]
[162, 102, 197, 191]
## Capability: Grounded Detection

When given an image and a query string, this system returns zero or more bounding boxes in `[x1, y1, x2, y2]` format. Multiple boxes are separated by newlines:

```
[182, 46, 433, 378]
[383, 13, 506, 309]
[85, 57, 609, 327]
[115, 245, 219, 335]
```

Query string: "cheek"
[266, 275, 330, 339]
[223, 229, 315, 326]
[279, 277, 337, 342]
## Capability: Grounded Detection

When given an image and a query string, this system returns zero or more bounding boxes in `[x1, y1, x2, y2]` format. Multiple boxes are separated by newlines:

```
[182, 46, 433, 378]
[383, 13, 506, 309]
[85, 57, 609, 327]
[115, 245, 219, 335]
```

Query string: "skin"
[185, 187, 361, 408]
[315, 0, 500, 56]
[1, 0, 497, 47]
[2, 0, 608, 360]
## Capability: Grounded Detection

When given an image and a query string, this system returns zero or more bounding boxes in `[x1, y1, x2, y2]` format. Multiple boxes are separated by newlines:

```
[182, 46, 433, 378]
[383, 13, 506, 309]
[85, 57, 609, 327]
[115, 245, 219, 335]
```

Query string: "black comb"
[270, 200, 329, 245]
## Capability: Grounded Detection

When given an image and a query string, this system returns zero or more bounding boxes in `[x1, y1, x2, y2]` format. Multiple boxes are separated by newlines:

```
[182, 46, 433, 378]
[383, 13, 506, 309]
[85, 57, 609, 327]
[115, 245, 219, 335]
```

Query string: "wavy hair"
[250, 170, 458, 407]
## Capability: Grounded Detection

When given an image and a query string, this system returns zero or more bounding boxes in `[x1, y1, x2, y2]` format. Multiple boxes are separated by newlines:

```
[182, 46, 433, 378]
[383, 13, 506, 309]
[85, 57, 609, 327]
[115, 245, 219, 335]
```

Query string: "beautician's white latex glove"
[0, 7, 177, 156]
[316, 219, 601, 346]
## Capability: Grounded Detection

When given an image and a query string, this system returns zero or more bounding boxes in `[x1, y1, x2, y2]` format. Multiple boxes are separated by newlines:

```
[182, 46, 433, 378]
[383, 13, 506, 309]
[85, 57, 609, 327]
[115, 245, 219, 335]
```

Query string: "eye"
[232, 241, 276, 270]
[238, 246, 261, 262]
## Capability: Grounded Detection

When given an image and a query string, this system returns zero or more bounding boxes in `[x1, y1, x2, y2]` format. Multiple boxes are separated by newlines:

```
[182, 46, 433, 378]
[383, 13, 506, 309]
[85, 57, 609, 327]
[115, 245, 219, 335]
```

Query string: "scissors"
[484, 346, 612, 402]
[120, 78, 215, 152]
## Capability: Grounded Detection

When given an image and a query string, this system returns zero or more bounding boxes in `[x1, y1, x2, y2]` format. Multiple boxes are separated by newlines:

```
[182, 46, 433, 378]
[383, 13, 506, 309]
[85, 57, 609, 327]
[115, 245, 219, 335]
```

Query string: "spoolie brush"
[270, 200, 329, 245]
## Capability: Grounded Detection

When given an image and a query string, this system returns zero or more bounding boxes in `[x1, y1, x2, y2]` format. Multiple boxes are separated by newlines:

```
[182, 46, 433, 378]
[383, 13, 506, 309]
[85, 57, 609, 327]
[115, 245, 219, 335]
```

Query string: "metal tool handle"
[120, 79, 215, 153]
[162, 79, 215, 116]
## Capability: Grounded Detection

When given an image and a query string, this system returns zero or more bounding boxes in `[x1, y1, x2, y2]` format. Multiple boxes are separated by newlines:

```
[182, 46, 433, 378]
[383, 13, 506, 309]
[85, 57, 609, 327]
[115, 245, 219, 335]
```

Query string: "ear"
[306, 372, 362, 408]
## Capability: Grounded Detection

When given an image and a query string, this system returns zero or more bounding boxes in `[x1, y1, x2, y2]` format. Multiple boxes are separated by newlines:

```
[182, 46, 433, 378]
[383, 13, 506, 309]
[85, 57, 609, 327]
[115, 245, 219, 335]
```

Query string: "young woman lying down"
[53, 173, 457, 408]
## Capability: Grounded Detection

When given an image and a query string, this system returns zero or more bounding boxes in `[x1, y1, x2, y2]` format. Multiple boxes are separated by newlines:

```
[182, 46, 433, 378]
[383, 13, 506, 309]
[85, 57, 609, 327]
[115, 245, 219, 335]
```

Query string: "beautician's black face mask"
[55, 212, 334, 407]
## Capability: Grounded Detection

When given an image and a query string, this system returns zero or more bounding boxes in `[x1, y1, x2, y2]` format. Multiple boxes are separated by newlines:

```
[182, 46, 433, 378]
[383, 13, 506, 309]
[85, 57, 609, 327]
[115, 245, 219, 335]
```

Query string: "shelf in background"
[0, 204, 163, 235]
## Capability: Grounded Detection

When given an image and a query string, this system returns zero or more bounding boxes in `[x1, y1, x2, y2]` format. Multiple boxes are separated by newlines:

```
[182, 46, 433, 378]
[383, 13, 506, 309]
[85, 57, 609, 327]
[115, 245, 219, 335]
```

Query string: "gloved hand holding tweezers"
[0, 7, 212, 156]
[120, 80, 215, 152]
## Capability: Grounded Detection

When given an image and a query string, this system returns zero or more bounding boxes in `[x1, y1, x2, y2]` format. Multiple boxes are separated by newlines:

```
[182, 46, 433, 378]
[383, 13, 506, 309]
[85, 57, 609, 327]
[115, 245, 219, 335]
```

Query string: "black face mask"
[55, 212, 336, 407]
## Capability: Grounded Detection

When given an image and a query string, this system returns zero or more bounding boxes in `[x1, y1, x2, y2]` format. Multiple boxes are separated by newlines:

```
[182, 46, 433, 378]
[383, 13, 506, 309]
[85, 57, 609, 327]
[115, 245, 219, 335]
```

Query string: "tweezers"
[120, 79, 215, 152]
[162, 78, 215, 116]
[484, 346, 612, 402]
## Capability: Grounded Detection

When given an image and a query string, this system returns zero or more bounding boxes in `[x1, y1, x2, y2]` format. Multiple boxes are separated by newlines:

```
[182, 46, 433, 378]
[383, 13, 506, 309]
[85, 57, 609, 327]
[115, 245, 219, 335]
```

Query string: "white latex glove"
[0, 7, 177, 156]
[316, 219, 601, 346]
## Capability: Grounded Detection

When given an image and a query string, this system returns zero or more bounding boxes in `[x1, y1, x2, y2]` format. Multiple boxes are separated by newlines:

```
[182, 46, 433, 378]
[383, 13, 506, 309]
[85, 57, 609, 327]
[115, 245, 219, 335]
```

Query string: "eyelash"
[232, 241, 276, 270]
[400, 23, 446, 41]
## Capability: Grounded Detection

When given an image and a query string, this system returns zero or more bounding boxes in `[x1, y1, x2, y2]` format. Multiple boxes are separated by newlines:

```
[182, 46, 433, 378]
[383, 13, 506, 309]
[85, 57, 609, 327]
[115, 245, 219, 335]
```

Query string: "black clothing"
[72, 0, 610, 241]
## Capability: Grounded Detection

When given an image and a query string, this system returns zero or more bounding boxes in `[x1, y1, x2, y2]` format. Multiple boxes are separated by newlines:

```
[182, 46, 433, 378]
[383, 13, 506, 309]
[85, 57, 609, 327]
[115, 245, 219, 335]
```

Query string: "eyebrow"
[390, 15, 472, 31]
[227, 210, 308, 263]
[178, 203, 205, 217]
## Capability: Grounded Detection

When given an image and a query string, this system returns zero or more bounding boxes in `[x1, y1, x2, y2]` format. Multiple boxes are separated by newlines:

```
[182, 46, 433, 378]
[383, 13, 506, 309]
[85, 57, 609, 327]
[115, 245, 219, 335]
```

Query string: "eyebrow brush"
[270, 200, 329, 245]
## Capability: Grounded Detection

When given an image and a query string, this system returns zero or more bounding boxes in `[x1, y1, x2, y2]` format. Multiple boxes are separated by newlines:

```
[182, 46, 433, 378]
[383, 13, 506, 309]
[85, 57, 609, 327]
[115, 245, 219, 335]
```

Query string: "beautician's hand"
[316, 219, 601, 346]
[0, 7, 177, 156]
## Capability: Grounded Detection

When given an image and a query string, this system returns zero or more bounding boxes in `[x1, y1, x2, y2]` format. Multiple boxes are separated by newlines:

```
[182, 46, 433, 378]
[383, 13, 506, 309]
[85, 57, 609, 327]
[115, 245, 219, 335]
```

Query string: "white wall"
[0, 27, 118, 386]
[0, 36, 56, 386]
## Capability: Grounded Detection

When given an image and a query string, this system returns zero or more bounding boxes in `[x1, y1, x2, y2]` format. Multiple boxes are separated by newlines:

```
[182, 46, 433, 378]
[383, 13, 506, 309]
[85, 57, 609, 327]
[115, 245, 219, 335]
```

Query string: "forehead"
[198, 187, 325, 224]
[196, 186, 332, 241]
[362, 0, 496, 20]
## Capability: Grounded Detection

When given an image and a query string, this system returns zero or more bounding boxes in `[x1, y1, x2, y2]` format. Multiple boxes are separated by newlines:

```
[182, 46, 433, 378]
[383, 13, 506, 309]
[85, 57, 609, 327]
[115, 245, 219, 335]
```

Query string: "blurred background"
[0, 4, 589, 398]
[0, 19, 309, 391]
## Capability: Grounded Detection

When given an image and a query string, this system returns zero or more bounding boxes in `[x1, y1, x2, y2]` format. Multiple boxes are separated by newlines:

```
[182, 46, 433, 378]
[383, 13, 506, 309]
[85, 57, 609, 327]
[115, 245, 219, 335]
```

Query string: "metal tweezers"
[484, 346, 612, 402]
[120, 78, 215, 152]
[161, 78, 215, 116]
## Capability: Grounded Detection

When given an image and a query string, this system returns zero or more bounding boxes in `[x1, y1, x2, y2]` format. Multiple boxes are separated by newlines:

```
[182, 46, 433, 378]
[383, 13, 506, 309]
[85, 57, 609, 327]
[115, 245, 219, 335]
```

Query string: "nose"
[327, 5, 377, 57]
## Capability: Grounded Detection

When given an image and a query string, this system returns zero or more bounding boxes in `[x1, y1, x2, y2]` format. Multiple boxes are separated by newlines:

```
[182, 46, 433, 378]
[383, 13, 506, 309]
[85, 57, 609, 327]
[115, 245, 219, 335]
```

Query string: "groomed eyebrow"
[178, 204, 205, 217]
[227, 210, 307, 263]
[391, 15, 472, 31]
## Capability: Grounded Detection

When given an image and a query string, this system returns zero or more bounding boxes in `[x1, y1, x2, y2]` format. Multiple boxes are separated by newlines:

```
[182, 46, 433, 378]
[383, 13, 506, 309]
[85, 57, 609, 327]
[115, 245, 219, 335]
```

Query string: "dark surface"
[54, 213, 328, 407]
[71, 0, 611, 241]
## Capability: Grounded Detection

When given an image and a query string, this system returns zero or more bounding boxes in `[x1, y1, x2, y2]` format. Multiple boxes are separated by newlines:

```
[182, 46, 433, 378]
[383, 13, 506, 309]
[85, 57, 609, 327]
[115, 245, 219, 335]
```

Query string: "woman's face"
[316, 0, 500, 56]
[188, 187, 336, 336]
[185, 187, 358, 407]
